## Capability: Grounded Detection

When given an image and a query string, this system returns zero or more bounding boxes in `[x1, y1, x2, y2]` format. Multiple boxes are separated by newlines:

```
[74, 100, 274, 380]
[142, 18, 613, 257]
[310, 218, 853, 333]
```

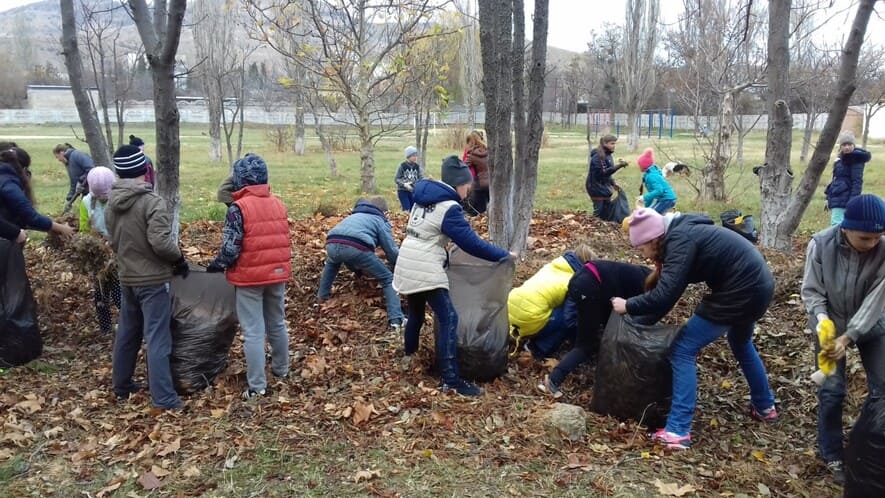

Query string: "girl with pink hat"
[611, 207, 777, 450]
[79, 166, 121, 334]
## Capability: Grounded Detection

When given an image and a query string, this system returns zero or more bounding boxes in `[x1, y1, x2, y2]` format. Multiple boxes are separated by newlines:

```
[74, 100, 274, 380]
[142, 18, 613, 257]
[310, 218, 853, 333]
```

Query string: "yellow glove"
[816, 318, 836, 376]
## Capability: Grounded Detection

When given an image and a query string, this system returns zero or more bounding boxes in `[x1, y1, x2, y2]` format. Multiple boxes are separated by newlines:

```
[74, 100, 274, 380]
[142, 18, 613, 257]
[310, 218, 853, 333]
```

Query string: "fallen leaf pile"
[0, 211, 858, 496]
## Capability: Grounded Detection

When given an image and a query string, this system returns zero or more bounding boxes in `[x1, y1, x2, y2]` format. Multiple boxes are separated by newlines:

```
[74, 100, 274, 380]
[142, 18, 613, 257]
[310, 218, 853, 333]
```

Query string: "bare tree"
[192, 0, 239, 163]
[854, 48, 885, 148]
[619, 0, 660, 153]
[456, 0, 481, 129]
[586, 25, 622, 135]
[60, 0, 112, 167]
[126, 0, 188, 236]
[477, 0, 548, 250]
[246, 0, 452, 193]
[759, 0, 876, 250]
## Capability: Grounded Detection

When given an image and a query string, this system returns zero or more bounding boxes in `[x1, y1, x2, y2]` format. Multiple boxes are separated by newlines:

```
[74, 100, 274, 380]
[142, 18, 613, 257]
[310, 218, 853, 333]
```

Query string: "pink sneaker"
[750, 405, 779, 423]
[651, 429, 691, 450]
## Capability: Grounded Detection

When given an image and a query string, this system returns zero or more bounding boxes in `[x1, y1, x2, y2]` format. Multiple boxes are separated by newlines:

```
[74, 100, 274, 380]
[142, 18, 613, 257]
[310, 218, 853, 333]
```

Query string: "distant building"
[26, 85, 100, 110]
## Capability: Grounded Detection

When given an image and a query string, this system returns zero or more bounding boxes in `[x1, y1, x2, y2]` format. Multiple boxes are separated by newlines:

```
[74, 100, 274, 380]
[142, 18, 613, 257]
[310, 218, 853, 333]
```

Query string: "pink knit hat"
[628, 208, 666, 247]
[87, 166, 116, 199]
[637, 148, 655, 172]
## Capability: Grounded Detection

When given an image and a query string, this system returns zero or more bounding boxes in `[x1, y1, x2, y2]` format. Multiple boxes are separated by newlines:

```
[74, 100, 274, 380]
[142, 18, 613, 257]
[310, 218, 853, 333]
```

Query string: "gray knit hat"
[441, 155, 473, 188]
[405, 146, 418, 159]
[837, 130, 856, 145]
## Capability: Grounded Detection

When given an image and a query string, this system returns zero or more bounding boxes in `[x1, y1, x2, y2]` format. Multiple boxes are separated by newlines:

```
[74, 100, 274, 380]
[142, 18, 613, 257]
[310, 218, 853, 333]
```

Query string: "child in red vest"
[207, 154, 292, 399]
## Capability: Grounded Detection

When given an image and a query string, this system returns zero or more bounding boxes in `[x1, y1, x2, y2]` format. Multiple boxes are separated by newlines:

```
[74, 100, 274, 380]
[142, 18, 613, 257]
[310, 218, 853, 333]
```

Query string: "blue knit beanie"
[841, 194, 885, 233]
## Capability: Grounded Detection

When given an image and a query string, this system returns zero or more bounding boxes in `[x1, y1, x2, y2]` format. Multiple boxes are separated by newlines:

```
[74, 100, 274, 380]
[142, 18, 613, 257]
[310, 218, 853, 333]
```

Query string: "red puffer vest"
[226, 185, 291, 287]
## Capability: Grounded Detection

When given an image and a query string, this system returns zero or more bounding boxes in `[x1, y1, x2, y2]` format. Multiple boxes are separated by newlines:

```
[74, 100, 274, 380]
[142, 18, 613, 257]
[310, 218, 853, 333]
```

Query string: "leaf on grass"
[720, 380, 732, 389]
[137, 471, 163, 490]
[565, 453, 591, 470]
[43, 426, 64, 439]
[210, 408, 226, 418]
[95, 478, 124, 498]
[157, 437, 181, 457]
[430, 411, 453, 429]
[0, 448, 14, 460]
[352, 401, 374, 425]
[757, 483, 771, 496]
[653, 479, 696, 496]
[353, 469, 380, 483]
[151, 465, 171, 478]
[751, 450, 767, 463]
[183, 465, 202, 478]
[14, 395, 43, 414]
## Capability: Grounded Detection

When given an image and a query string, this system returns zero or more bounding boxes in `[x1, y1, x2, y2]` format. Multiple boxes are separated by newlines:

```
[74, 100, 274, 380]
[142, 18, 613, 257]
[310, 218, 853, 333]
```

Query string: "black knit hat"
[441, 155, 473, 188]
[113, 145, 147, 179]
[841, 194, 885, 233]
[129, 135, 145, 147]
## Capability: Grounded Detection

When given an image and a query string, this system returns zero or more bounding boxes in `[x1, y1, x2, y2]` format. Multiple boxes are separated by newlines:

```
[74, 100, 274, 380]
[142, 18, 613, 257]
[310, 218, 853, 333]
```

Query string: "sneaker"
[439, 379, 483, 397]
[114, 383, 143, 401]
[242, 388, 269, 400]
[390, 318, 407, 334]
[651, 429, 691, 450]
[537, 375, 563, 398]
[750, 405, 779, 423]
[826, 460, 845, 484]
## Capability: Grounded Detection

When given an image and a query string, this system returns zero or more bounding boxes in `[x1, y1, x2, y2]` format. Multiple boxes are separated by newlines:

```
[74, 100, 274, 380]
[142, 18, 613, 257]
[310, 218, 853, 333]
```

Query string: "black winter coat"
[585, 148, 620, 199]
[625, 214, 774, 327]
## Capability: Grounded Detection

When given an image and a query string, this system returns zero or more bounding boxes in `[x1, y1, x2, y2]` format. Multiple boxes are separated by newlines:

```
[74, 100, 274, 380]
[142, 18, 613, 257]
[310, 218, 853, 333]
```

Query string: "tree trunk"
[511, 0, 548, 253]
[760, 0, 875, 250]
[312, 112, 337, 177]
[703, 90, 733, 201]
[421, 109, 431, 169]
[626, 111, 639, 152]
[152, 59, 182, 238]
[60, 0, 110, 167]
[479, 0, 514, 245]
[293, 79, 305, 156]
[862, 106, 871, 148]
[208, 87, 223, 162]
[799, 111, 814, 162]
[358, 109, 376, 193]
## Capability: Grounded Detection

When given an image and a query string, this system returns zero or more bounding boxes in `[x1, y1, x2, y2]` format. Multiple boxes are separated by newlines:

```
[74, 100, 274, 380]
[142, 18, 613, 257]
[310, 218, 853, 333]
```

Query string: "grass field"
[2, 123, 882, 232]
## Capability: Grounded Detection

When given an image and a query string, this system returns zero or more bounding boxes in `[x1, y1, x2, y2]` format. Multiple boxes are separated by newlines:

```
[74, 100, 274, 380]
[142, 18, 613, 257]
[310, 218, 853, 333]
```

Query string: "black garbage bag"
[433, 246, 514, 382]
[169, 269, 238, 394]
[720, 209, 758, 244]
[590, 312, 680, 429]
[598, 187, 631, 224]
[0, 240, 42, 368]
[845, 396, 885, 498]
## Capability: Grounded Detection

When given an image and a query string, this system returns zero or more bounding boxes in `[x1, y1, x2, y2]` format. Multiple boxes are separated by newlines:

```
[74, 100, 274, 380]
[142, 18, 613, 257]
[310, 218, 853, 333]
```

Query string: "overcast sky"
[2, 0, 882, 52]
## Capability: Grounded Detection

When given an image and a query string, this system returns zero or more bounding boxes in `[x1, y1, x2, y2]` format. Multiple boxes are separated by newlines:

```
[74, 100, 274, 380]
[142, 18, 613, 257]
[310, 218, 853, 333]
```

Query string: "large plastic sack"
[590, 312, 680, 429]
[720, 209, 758, 244]
[845, 396, 885, 498]
[169, 269, 238, 394]
[434, 246, 515, 382]
[598, 187, 631, 224]
[0, 240, 42, 368]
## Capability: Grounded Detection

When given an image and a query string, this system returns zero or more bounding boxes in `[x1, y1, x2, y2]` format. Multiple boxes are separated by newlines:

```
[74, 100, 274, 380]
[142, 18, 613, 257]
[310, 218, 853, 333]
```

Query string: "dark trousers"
[813, 316, 885, 462]
[527, 305, 576, 358]
[404, 289, 461, 384]
[397, 190, 414, 211]
[93, 273, 121, 334]
[463, 189, 489, 216]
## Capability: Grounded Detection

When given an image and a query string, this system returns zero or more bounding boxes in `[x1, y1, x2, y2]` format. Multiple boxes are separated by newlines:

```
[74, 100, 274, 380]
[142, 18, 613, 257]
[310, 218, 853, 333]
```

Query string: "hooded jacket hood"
[108, 179, 153, 213]
[352, 199, 388, 220]
[412, 179, 461, 206]
[233, 154, 269, 190]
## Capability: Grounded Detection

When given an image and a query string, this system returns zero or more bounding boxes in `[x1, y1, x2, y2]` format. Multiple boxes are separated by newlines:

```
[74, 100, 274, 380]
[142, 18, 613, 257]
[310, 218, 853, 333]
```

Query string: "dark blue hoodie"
[411, 179, 509, 262]
[0, 161, 52, 231]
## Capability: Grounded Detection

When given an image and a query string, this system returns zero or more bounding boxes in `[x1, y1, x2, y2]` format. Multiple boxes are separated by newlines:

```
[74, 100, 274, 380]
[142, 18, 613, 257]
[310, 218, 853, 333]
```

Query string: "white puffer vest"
[393, 199, 460, 295]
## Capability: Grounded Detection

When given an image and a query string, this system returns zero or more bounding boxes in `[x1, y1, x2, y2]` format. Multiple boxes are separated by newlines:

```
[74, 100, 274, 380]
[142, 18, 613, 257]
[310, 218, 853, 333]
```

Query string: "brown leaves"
[301, 355, 328, 379]
[653, 479, 697, 496]
[157, 437, 181, 457]
[137, 470, 163, 490]
[352, 401, 377, 426]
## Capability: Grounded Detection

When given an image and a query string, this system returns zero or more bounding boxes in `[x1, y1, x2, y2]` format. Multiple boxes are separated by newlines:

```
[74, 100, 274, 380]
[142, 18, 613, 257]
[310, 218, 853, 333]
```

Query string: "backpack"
[720, 209, 758, 244]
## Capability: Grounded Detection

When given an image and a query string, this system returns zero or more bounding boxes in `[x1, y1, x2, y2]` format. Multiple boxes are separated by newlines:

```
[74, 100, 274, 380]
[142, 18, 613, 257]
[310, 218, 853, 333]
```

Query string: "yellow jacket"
[508, 253, 582, 336]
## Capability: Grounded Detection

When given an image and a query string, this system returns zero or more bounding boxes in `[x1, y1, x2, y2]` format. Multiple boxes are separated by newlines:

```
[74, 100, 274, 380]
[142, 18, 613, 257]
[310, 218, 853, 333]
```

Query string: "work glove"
[615, 158, 628, 170]
[172, 256, 190, 279]
[206, 261, 225, 273]
[816, 318, 836, 376]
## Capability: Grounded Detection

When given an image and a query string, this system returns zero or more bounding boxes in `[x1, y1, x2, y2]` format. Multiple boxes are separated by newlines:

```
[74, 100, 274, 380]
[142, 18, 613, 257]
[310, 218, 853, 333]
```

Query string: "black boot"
[435, 317, 482, 397]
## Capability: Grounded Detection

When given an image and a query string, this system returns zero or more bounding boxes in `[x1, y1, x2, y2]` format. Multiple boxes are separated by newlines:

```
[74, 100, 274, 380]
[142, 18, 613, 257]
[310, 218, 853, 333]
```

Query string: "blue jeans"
[527, 306, 576, 358]
[113, 283, 181, 409]
[813, 316, 885, 462]
[397, 190, 414, 211]
[830, 207, 846, 226]
[317, 243, 404, 324]
[404, 289, 461, 384]
[236, 283, 289, 392]
[648, 198, 676, 214]
[665, 314, 774, 436]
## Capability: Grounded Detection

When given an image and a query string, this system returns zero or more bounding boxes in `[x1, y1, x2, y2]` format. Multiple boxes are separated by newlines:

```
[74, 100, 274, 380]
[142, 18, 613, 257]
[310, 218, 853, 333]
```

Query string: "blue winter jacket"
[585, 148, 621, 198]
[0, 161, 52, 231]
[642, 165, 677, 205]
[625, 214, 774, 327]
[412, 179, 509, 262]
[825, 148, 871, 209]
[63, 148, 95, 201]
[326, 199, 400, 264]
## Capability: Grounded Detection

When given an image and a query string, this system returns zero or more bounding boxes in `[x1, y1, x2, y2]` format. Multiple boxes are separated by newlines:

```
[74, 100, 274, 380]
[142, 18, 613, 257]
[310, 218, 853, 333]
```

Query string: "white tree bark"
[618, 0, 659, 153]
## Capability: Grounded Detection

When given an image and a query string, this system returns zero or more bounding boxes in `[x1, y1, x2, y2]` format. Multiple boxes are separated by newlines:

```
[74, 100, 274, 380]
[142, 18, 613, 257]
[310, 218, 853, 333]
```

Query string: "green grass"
[2, 123, 883, 231]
